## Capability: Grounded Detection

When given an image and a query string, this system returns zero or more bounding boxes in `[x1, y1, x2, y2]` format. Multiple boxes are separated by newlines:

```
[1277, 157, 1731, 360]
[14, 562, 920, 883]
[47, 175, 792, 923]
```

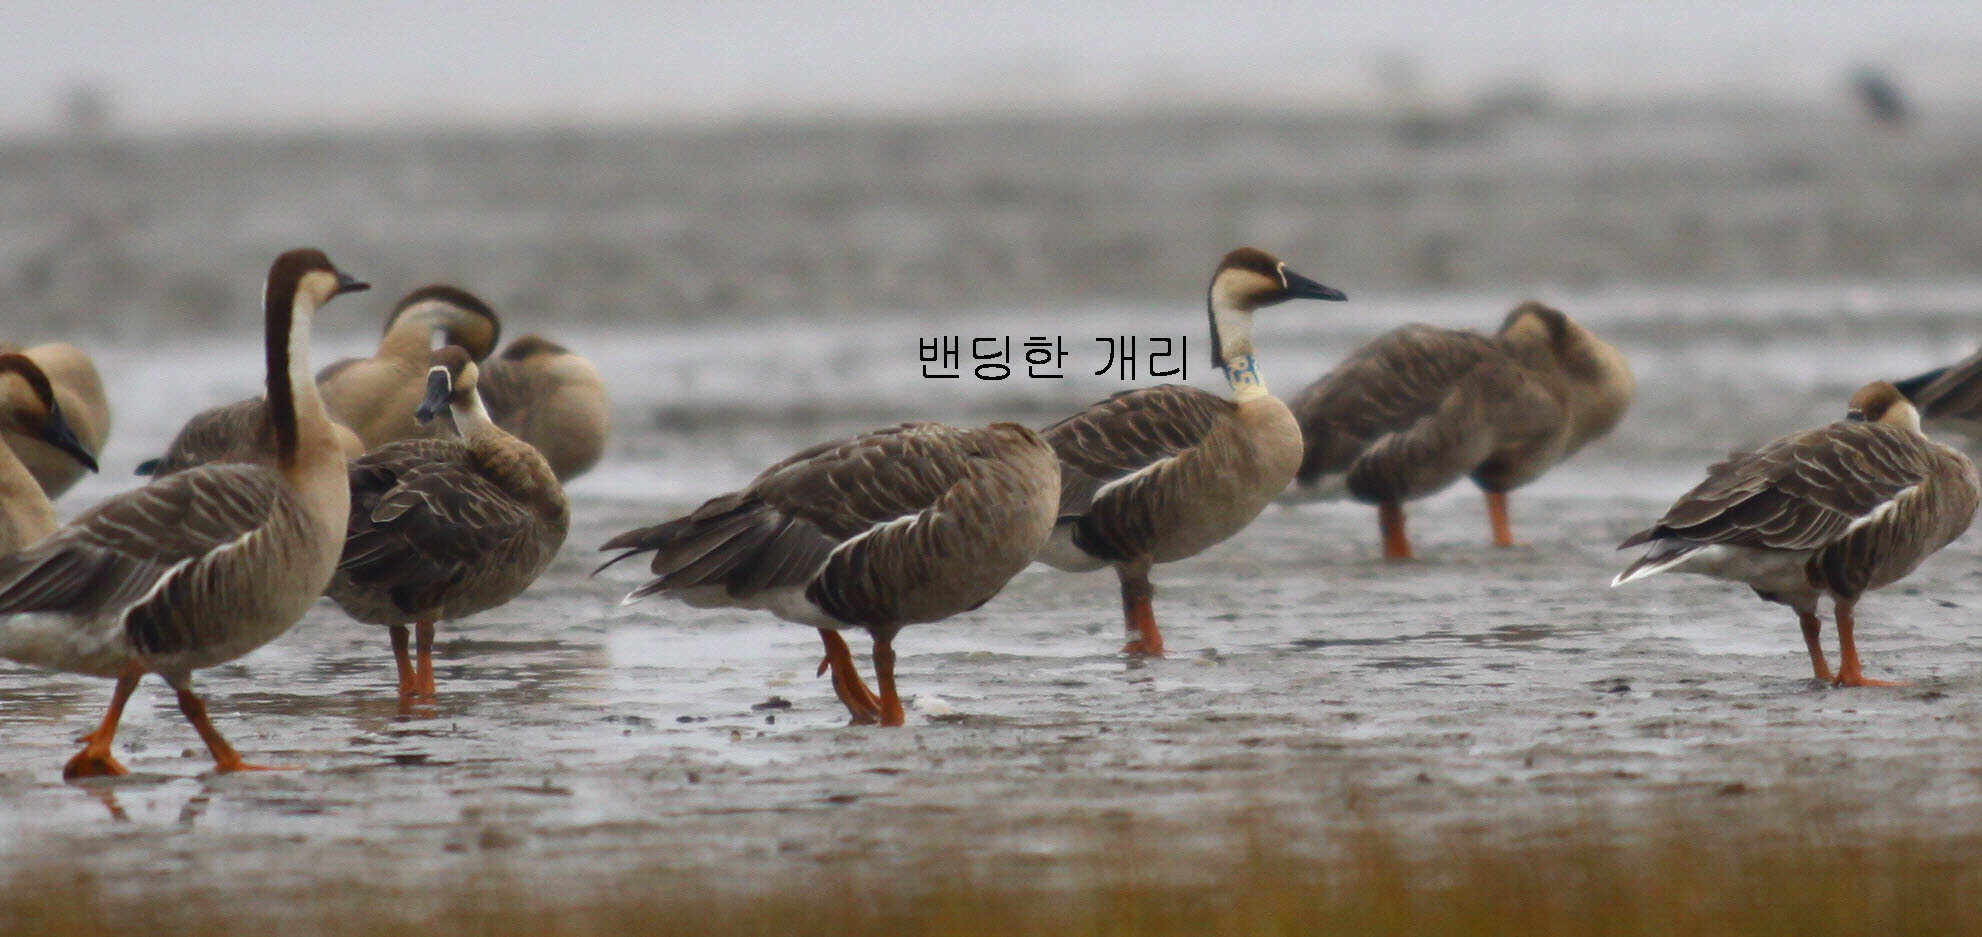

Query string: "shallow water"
[9, 109, 1982, 905]
[11, 281, 1982, 903]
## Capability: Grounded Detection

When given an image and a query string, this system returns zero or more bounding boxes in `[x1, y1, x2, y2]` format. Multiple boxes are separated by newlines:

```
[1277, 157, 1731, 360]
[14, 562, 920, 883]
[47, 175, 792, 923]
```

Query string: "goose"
[1892, 346, 1982, 441]
[139, 396, 367, 478]
[1286, 301, 1632, 559]
[1037, 247, 1347, 657]
[0, 248, 366, 777]
[1613, 381, 1979, 687]
[319, 284, 502, 449]
[327, 345, 569, 704]
[134, 284, 493, 477]
[597, 421, 1059, 726]
[476, 334, 610, 481]
[0, 353, 100, 554]
[0, 342, 111, 499]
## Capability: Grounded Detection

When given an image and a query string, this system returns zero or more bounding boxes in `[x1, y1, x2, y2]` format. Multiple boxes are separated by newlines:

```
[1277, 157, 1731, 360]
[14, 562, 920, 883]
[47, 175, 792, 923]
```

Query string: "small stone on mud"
[1718, 782, 1749, 795]
[751, 696, 792, 711]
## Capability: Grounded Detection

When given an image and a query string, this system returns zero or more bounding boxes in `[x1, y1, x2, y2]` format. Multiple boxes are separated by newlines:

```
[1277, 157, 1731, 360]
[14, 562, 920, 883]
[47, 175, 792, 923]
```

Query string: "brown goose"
[0, 248, 366, 778]
[476, 334, 610, 481]
[317, 284, 502, 449]
[0, 342, 110, 498]
[1287, 301, 1632, 559]
[1613, 381, 1979, 687]
[139, 396, 367, 478]
[327, 345, 570, 704]
[598, 422, 1059, 726]
[1037, 247, 1347, 657]
[0, 354, 100, 554]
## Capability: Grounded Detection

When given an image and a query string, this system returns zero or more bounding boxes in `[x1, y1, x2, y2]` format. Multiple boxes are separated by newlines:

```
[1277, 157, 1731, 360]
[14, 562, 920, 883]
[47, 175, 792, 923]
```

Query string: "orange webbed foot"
[1121, 638, 1166, 658]
[63, 748, 130, 781]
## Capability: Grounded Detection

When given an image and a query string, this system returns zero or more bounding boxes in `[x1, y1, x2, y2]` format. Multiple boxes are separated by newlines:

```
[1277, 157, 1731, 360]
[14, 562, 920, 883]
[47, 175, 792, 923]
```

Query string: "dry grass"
[5, 802, 1977, 937]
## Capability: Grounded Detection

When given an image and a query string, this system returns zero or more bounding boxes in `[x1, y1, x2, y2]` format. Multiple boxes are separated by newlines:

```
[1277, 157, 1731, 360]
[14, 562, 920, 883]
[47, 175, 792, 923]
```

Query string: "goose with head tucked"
[1036, 247, 1347, 657]
[0, 341, 110, 499]
[0, 353, 99, 555]
[327, 345, 569, 705]
[0, 248, 366, 778]
[1613, 381, 1979, 687]
[598, 421, 1059, 726]
[476, 334, 610, 482]
[1286, 301, 1633, 559]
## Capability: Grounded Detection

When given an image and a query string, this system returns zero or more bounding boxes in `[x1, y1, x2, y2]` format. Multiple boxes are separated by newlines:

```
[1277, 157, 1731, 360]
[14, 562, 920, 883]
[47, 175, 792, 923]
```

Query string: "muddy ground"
[6, 106, 1982, 913]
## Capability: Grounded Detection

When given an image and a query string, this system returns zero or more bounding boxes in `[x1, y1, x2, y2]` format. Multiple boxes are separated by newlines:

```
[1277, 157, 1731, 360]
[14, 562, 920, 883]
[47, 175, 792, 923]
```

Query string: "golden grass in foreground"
[5, 805, 1978, 937]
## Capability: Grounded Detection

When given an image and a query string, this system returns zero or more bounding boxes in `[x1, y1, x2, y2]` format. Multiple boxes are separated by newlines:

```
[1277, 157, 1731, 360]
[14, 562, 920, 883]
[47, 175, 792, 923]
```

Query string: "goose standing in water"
[0, 248, 366, 777]
[136, 284, 497, 476]
[0, 354, 100, 554]
[327, 346, 569, 705]
[477, 334, 610, 481]
[1037, 247, 1347, 657]
[0, 342, 110, 498]
[1613, 381, 1979, 687]
[1286, 301, 1632, 559]
[598, 422, 1058, 726]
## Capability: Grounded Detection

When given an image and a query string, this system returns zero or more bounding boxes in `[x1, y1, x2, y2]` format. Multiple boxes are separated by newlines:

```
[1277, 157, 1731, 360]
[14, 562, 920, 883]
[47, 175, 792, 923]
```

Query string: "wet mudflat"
[5, 107, 1982, 919]
[10, 285, 1982, 917]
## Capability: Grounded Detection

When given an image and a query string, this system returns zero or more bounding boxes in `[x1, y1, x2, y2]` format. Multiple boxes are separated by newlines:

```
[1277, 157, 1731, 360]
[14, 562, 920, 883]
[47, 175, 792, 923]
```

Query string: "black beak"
[41, 402, 99, 473]
[335, 271, 371, 296]
[1845, 410, 1867, 422]
[415, 366, 452, 424]
[1282, 267, 1347, 302]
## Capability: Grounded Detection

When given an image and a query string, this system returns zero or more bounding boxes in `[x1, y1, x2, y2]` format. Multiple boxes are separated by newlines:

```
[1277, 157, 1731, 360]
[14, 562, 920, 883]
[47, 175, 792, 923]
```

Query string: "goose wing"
[336, 439, 543, 614]
[1897, 347, 1982, 423]
[1621, 422, 1932, 552]
[1040, 385, 1233, 518]
[0, 464, 292, 651]
[1290, 325, 1501, 485]
[600, 422, 977, 601]
[144, 398, 271, 477]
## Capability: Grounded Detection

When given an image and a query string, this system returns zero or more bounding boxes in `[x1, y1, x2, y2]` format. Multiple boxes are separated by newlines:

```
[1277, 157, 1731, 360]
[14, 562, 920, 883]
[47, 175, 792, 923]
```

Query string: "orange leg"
[1484, 491, 1518, 548]
[64, 664, 145, 780]
[1378, 501, 1414, 560]
[389, 624, 420, 701]
[817, 628, 883, 725]
[1118, 559, 1165, 657]
[1831, 599, 1909, 688]
[169, 680, 295, 773]
[414, 620, 438, 699]
[1796, 609, 1834, 682]
[871, 635, 906, 728]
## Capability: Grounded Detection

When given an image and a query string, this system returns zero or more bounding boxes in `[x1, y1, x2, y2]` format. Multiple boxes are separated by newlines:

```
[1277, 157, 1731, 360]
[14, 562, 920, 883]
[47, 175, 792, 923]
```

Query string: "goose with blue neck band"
[1037, 247, 1346, 657]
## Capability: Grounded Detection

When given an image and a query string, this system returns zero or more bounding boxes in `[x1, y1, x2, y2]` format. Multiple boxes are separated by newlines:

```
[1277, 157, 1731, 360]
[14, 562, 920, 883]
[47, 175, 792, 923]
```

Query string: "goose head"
[1847, 380, 1921, 432]
[268, 248, 369, 318]
[1205, 247, 1347, 368]
[416, 345, 482, 424]
[0, 353, 99, 473]
[385, 285, 502, 360]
